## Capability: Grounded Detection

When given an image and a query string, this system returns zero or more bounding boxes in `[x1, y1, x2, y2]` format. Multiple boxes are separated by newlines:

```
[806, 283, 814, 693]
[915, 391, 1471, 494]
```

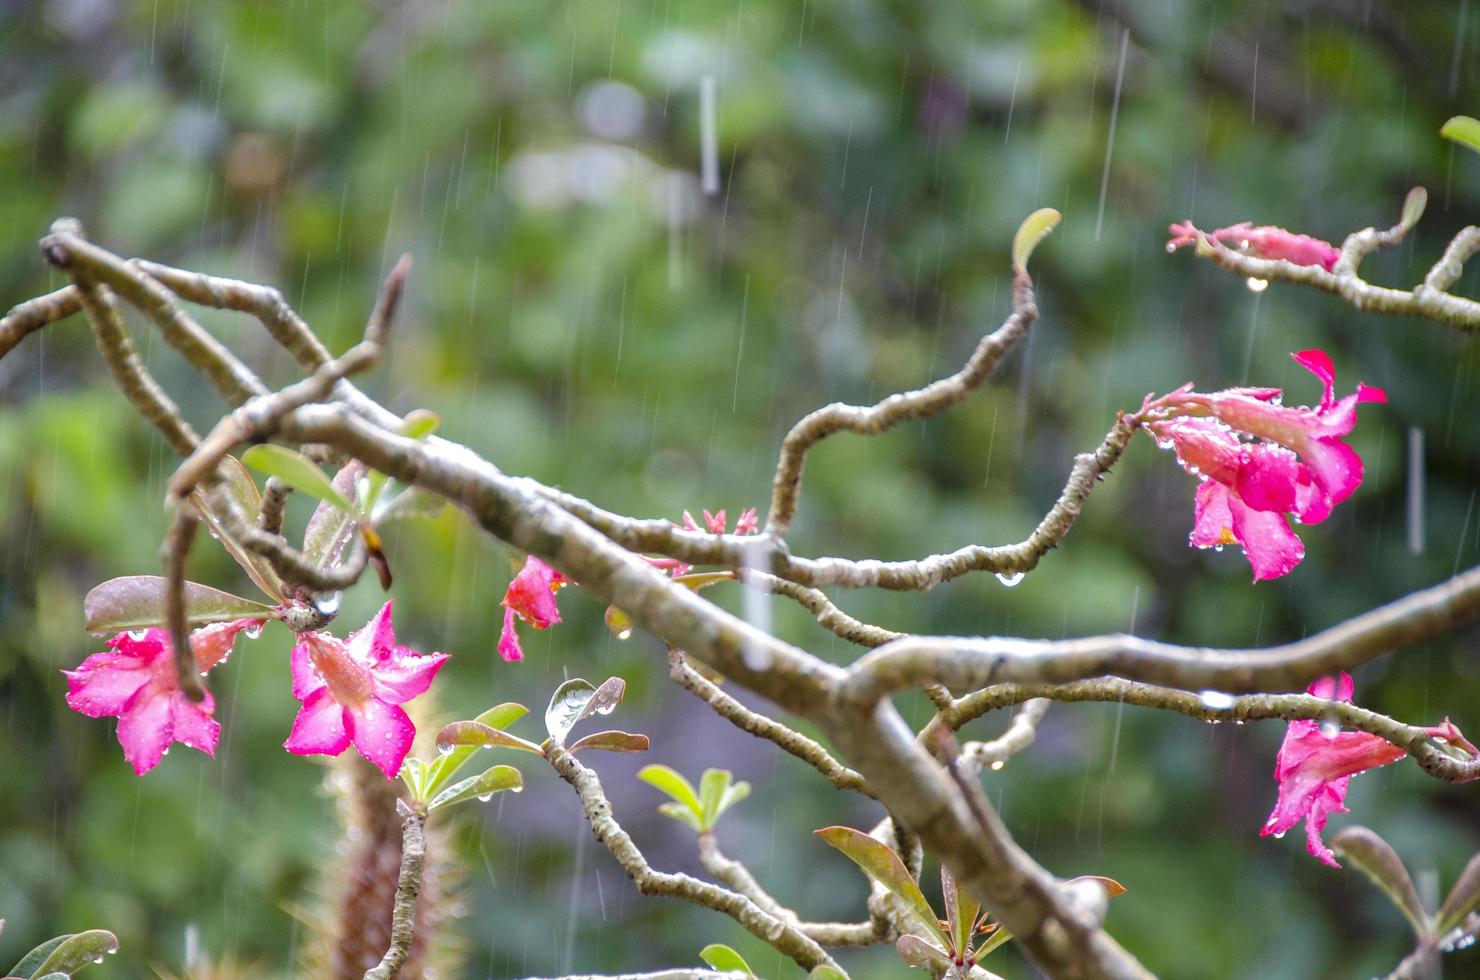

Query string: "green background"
[2, 1, 1479, 977]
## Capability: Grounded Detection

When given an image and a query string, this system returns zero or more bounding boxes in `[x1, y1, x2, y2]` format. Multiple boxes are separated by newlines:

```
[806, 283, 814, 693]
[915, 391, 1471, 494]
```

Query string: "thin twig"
[736, 568, 902, 647]
[363, 804, 427, 980]
[162, 509, 203, 702]
[765, 270, 1037, 537]
[0, 284, 81, 360]
[546, 744, 840, 972]
[960, 698, 1050, 772]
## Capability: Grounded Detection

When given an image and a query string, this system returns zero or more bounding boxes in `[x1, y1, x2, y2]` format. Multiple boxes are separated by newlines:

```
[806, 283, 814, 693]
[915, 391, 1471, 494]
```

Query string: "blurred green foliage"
[2, 1, 1480, 977]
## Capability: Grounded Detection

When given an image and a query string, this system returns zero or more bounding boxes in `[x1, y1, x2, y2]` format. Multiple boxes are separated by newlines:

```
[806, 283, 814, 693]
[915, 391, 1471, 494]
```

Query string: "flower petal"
[1229, 496, 1305, 582]
[498, 607, 525, 662]
[371, 651, 450, 704]
[1190, 480, 1237, 550]
[348, 600, 397, 666]
[346, 697, 415, 779]
[284, 686, 350, 756]
[63, 650, 151, 718]
[1234, 445, 1301, 514]
[503, 557, 564, 629]
[1292, 350, 1336, 409]
[1301, 780, 1350, 868]
[1300, 438, 1364, 508]
[289, 635, 330, 702]
[168, 689, 221, 757]
[190, 618, 263, 674]
[116, 680, 176, 775]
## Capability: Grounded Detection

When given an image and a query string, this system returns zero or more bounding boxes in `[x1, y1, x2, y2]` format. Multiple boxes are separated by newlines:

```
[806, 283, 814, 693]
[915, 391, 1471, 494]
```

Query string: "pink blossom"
[63, 618, 263, 775]
[1262, 673, 1477, 867]
[1168, 220, 1341, 271]
[498, 556, 571, 662]
[1141, 350, 1385, 580]
[285, 601, 448, 779]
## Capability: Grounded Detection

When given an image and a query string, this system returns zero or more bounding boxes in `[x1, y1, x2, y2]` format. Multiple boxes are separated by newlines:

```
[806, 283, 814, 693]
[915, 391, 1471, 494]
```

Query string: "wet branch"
[363, 804, 427, 980]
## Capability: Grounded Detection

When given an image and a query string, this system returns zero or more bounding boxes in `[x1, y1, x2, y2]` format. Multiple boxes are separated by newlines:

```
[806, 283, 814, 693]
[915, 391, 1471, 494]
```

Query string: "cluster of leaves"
[1, 924, 117, 980]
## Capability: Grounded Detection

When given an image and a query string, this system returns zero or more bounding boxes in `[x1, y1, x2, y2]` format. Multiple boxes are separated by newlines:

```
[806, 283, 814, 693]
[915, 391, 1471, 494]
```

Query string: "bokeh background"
[2, 1, 1479, 977]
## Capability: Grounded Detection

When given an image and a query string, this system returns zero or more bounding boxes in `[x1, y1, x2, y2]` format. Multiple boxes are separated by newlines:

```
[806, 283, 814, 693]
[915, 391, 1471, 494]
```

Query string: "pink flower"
[285, 601, 448, 779]
[63, 618, 263, 775]
[498, 556, 571, 662]
[1168, 220, 1341, 271]
[1142, 350, 1386, 580]
[1262, 673, 1477, 867]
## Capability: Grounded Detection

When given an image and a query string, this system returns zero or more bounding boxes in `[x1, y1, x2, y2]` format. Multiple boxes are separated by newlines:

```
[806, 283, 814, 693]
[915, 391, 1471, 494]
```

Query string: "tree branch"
[363, 804, 427, 980]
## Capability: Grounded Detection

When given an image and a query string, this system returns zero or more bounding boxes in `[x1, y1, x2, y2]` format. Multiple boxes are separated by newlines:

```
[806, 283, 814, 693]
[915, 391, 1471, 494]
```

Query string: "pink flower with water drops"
[1167, 220, 1341, 271]
[63, 618, 264, 775]
[284, 601, 448, 779]
[1140, 350, 1385, 580]
[498, 556, 571, 662]
[1261, 673, 1478, 867]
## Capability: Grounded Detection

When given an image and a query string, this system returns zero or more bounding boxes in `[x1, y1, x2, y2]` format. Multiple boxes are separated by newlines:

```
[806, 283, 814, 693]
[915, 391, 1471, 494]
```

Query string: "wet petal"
[498, 607, 525, 662]
[503, 557, 564, 629]
[1300, 438, 1363, 508]
[63, 651, 151, 718]
[289, 635, 329, 701]
[116, 680, 176, 776]
[347, 697, 415, 780]
[1291, 350, 1336, 409]
[1229, 496, 1305, 582]
[168, 689, 221, 757]
[284, 687, 350, 757]
[348, 600, 397, 665]
[371, 650, 450, 704]
[1190, 480, 1236, 550]
[190, 618, 263, 673]
[1234, 445, 1301, 514]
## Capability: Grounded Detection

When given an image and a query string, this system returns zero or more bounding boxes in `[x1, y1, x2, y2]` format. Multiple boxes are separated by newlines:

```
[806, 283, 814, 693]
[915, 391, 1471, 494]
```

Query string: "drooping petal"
[371, 651, 450, 704]
[168, 689, 221, 757]
[63, 651, 151, 718]
[1190, 480, 1237, 550]
[1229, 496, 1306, 582]
[116, 681, 177, 776]
[1301, 780, 1350, 867]
[190, 618, 264, 673]
[284, 686, 350, 757]
[1292, 350, 1336, 408]
[1299, 438, 1364, 508]
[290, 635, 329, 701]
[503, 556, 565, 630]
[498, 607, 525, 662]
[346, 697, 415, 780]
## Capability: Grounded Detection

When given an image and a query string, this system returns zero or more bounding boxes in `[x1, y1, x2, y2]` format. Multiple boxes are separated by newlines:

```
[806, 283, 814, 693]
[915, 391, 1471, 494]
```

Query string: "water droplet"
[510, 784, 524, 793]
[314, 593, 342, 616]
[989, 760, 1006, 771]
[1245, 276, 1269, 293]
[244, 623, 263, 639]
[476, 793, 493, 803]
[1213, 544, 1224, 553]
[1198, 690, 1236, 710]
[128, 629, 150, 641]
[437, 743, 455, 755]
[1319, 720, 1341, 738]
[93, 956, 105, 964]
[996, 571, 1025, 588]
[1165, 242, 1178, 253]
[617, 628, 632, 640]
[1272, 830, 1286, 840]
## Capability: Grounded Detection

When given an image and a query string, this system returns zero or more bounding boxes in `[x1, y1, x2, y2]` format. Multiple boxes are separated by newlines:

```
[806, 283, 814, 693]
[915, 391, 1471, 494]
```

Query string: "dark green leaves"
[241, 445, 354, 513]
[408, 702, 532, 809]
[1332, 827, 1429, 938]
[83, 575, 275, 634]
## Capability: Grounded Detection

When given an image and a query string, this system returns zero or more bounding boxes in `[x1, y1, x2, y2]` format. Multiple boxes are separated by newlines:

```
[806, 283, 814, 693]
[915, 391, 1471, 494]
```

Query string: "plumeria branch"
[545, 744, 842, 972]
[765, 270, 1036, 538]
[959, 698, 1051, 773]
[363, 803, 427, 980]
[941, 678, 1480, 784]
[1173, 196, 1480, 332]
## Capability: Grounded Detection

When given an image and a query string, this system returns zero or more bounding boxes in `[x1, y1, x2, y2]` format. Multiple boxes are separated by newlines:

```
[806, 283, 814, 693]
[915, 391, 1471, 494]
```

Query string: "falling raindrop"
[996, 571, 1025, 588]
[244, 623, 263, 639]
[1245, 277, 1269, 292]
[1198, 690, 1236, 710]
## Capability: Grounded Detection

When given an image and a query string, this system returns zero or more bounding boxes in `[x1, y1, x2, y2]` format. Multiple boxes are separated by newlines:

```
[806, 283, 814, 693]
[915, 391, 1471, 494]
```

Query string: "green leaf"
[303, 462, 367, 568]
[9, 935, 67, 978]
[397, 409, 441, 439]
[699, 768, 731, 828]
[544, 676, 626, 746]
[1400, 186, 1427, 232]
[1011, 207, 1061, 271]
[429, 764, 523, 812]
[942, 866, 980, 957]
[716, 781, 750, 821]
[638, 764, 703, 819]
[434, 720, 545, 758]
[190, 454, 285, 601]
[374, 486, 447, 523]
[569, 730, 650, 754]
[699, 944, 754, 975]
[32, 930, 118, 976]
[814, 826, 949, 948]
[658, 801, 704, 831]
[671, 571, 736, 591]
[424, 702, 530, 798]
[805, 968, 849, 980]
[83, 576, 276, 634]
[1332, 827, 1429, 939]
[1441, 115, 1480, 156]
[1436, 851, 1480, 935]
[241, 445, 355, 513]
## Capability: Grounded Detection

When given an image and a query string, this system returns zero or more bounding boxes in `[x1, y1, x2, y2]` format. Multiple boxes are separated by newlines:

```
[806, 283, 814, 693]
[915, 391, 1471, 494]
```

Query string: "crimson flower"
[1141, 350, 1385, 580]
[63, 618, 263, 775]
[1262, 673, 1477, 867]
[498, 556, 571, 662]
[285, 601, 448, 779]
[1167, 220, 1341, 271]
